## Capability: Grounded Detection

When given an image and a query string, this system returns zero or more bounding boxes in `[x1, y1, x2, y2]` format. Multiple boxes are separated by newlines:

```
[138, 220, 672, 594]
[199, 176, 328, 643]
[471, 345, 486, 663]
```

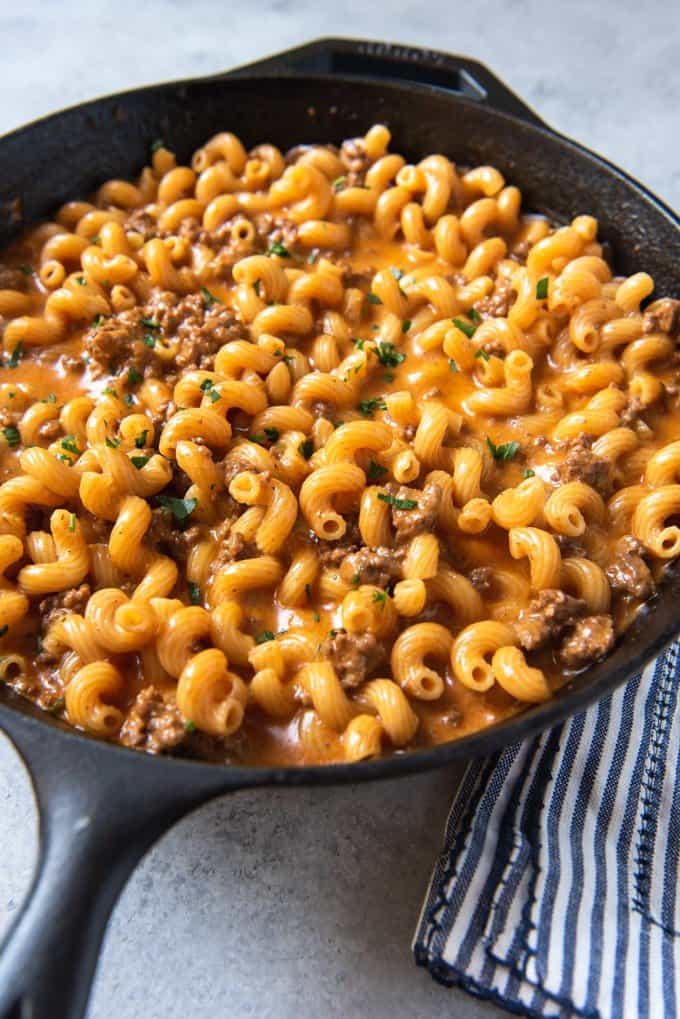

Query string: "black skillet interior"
[0, 37, 678, 1019]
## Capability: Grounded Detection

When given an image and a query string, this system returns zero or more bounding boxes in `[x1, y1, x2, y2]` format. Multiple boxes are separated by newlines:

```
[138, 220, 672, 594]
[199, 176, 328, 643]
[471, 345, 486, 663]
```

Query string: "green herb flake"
[474, 348, 490, 362]
[143, 333, 156, 348]
[150, 138, 164, 154]
[486, 437, 520, 462]
[332, 176, 347, 192]
[390, 267, 404, 281]
[383, 370, 395, 383]
[353, 338, 365, 350]
[312, 610, 320, 623]
[256, 630, 275, 644]
[68, 513, 76, 532]
[46, 696, 65, 714]
[200, 286, 221, 309]
[208, 388, 221, 403]
[536, 276, 549, 300]
[157, 495, 198, 522]
[523, 468, 536, 479]
[123, 394, 134, 407]
[127, 367, 143, 387]
[267, 241, 290, 258]
[298, 438, 314, 459]
[367, 459, 388, 483]
[131, 455, 150, 469]
[42, 393, 57, 404]
[468, 307, 482, 323]
[249, 433, 265, 445]
[376, 341, 405, 368]
[366, 292, 382, 305]
[8, 341, 24, 369]
[76, 276, 87, 286]
[185, 719, 196, 733]
[188, 581, 200, 605]
[351, 574, 360, 588]
[61, 435, 80, 455]
[2, 426, 20, 449]
[452, 316, 478, 339]
[372, 590, 388, 607]
[105, 436, 121, 448]
[140, 317, 160, 329]
[253, 279, 262, 297]
[401, 319, 412, 334]
[448, 358, 459, 373]
[358, 397, 387, 417]
[264, 427, 280, 443]
[377, 492, 418, 510]
[135, 430, 148, 449]
[307, 249, 320, 265]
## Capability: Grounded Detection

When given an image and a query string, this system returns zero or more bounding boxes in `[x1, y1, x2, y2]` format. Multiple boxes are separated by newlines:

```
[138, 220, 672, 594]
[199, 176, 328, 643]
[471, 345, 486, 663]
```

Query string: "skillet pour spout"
[0, 36, 678, 1019]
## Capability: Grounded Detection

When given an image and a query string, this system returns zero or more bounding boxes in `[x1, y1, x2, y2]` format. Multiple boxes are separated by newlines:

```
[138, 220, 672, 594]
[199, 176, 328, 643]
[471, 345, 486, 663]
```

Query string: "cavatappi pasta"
[0, 124, 677, 765]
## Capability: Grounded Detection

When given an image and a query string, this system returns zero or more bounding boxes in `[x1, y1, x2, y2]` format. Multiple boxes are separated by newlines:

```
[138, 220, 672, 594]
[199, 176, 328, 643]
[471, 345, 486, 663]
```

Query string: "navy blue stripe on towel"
[414, 646, 680, 1019]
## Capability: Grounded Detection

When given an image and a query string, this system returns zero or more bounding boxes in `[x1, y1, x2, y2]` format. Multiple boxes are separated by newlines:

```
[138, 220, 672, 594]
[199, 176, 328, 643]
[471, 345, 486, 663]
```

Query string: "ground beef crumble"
[39, 584, 92, 630]
[468, 566, 494, 594]
[473, 275, 516, 322]
[642, 299, 680, 338]
[552, 435, 612, 497]
[606, 536, 655, 600]
[119, 686, 186, 753]
[514, 589, 586, 651]
[560, 615, 615, 669]
[386, 481, 442, 544]
[341, 546, 404, 588]
[319, 629, 385, 688]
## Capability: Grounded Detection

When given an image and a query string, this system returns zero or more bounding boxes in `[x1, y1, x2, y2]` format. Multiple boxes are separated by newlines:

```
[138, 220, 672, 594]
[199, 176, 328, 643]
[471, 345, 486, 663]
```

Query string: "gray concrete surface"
[0, 1, 678, 1016]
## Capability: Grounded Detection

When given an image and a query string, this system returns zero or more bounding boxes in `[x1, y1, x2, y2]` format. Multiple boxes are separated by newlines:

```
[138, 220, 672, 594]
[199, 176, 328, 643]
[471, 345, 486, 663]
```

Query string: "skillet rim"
[0, 68, 678, 786]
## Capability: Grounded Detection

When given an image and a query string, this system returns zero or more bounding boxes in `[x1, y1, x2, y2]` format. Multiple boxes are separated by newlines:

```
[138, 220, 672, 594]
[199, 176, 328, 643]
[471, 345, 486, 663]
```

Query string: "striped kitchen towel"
[413, 643, 680, 1019]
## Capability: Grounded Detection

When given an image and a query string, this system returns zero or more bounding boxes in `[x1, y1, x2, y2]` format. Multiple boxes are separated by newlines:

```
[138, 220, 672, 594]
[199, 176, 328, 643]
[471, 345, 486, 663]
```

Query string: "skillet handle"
[223, 37, 547, 128]
[0, 711, 235, 1019]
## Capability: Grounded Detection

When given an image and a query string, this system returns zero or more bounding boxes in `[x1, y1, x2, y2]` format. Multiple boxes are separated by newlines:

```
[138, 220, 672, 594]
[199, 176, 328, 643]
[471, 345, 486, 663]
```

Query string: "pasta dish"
[0, 123, 677, 764]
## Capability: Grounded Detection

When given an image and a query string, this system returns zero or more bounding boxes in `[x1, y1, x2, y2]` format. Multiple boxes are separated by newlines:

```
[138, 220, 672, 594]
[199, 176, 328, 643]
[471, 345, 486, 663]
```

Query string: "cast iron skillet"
[0, 37, 678, 1019]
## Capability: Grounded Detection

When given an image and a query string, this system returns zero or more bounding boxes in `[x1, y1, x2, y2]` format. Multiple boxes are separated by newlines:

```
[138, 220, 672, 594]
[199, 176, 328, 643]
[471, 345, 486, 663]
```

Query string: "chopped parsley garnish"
[358, 396, 387, 417]
[367, 459, 388, 483]
[253, 279, 262, 296]
[298, 438, 314, 459]
[3, 426, 20, 448]
[0, 626, 8, 638]
[43, 393, 57, 404]
[127, 367, 143, 387]
[92, 315, 104, 329]
[372, 590, 388, 606]
[468, 308, 482, 323]
[474, 348, 490, 362]
[307, 249, 320, 265]
[150, 138, 164, 153]
[103, 387, 117, 397]
[68, 513, 76, 532]
[8, 342, 23, 369]
[390, 267, 404, 281]
[47, 696, 65, 714]
[256, 630, 275, 644]
[448, 358, 459, 372]
[135, 430, 148, 449]
[333, 176, 347, 192]
[523, 468, 536, 479]
[200, 286, 221, 308]
[123, 394, 134, 407]
[366, 292, 382, 305]
[377, 492, 418, 510]
[486, 437, 520, 461]
[267, 241, 290, 258]
[131, 455, 150, 469]
[264, 427, 280, 443]
[105, 436, 121, 448]
[76, 276, 86, 286]
[312, 610, 320, 622]
[207, 388, 220, 403]
[200, 378, 215, 392]
[185, 719, 196, 733]
[61, 435, 80, 455]
[140, 317, 160, 329]
[353, 338, 365, 350]
[536, 276, 549, 300]
[402, 319, 412, 333]
[351, 574, 360, 588]
[143, 333, 156, 348]
[157, 495, 198, 522]
[188, 582, 200, 605]
[383, 370, 395, 383]
[376, 342, 405, 368]
[452, 317, 478, 339]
